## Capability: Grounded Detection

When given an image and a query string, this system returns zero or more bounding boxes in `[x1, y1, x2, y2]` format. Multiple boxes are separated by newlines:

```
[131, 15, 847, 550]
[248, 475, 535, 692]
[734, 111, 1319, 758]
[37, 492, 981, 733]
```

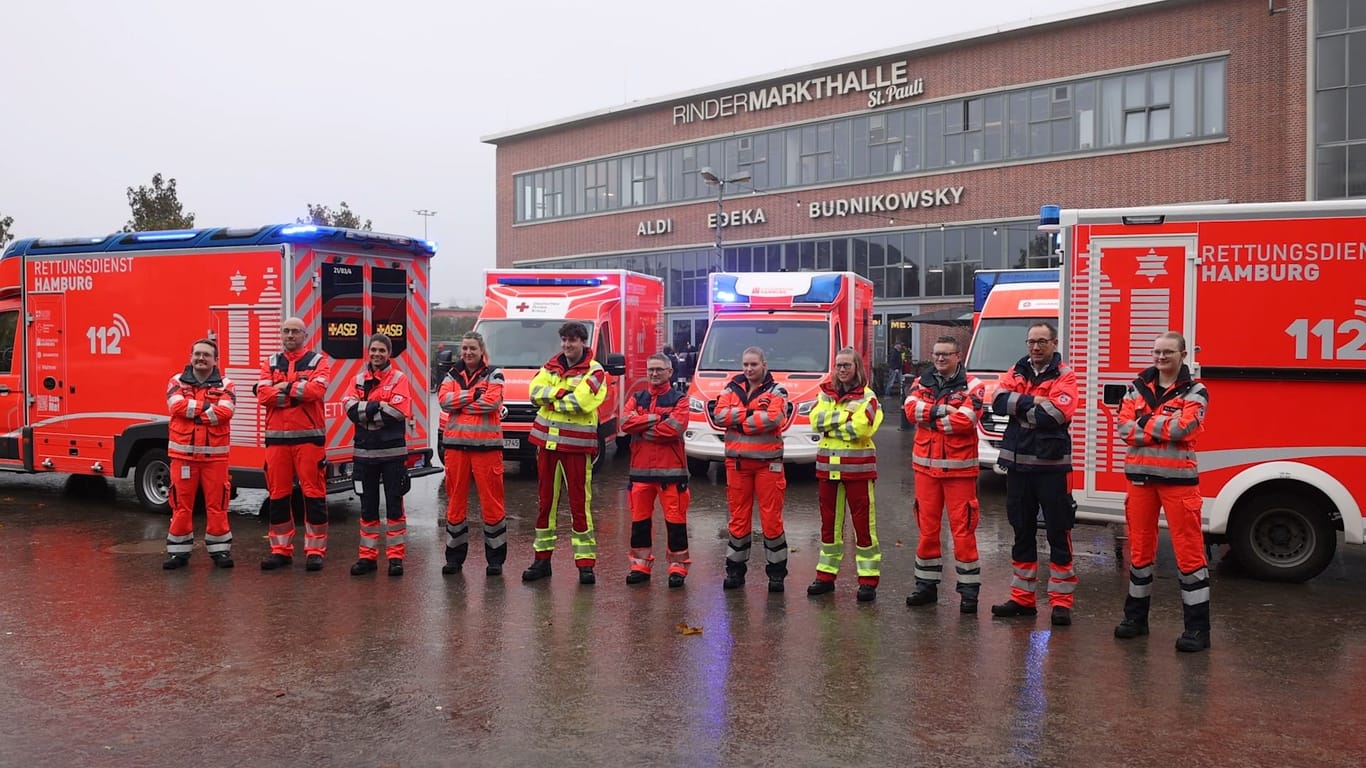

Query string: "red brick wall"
[490, 0, 1308, 267]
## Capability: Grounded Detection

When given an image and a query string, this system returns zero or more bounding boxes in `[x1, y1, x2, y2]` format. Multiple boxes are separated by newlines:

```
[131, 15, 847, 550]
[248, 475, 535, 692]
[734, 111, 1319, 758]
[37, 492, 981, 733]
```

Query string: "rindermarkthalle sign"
[673, 61, 924, 125]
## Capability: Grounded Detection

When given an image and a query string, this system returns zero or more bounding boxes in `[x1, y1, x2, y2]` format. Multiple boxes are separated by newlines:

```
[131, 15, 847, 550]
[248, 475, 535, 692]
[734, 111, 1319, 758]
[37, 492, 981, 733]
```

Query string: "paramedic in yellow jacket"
[806, 347, 885, 603]
[522, 321, 609, 586]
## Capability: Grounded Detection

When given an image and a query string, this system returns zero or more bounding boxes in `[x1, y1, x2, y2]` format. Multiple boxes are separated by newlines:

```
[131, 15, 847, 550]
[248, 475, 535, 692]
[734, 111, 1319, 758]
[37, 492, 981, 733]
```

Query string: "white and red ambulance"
[683, 271, 874, 474]
[1058, 200, 1366, 581]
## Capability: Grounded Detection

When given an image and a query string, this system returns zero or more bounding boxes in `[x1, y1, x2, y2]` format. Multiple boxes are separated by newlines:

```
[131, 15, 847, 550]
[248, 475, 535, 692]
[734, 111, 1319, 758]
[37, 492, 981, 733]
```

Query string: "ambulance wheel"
[687, 458, 710, 477]
[1229, 491, 1336, 583]
[134, 449, 172, 515]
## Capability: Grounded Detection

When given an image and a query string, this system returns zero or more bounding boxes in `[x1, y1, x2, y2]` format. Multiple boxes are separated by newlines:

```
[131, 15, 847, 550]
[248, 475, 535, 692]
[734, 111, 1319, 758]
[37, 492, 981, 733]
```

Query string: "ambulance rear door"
[0, 294, 23, 469]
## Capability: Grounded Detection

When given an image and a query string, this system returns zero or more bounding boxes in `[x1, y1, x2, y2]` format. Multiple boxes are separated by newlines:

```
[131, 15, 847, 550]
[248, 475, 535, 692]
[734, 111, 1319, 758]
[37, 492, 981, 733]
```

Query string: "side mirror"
[604, 353, 626, 377]
[1102, 384, 1126, 407]
[437, 349, 455, 364]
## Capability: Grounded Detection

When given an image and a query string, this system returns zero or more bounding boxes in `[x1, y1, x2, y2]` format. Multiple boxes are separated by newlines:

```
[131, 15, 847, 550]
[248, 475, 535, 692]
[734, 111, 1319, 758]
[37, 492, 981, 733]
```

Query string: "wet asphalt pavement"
[2, 400, 1366, 767]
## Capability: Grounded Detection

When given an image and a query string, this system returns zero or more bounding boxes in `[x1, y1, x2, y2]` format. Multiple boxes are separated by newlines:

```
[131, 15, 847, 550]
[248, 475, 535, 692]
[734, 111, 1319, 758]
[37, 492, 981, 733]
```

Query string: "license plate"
[503, 438, 520, 449]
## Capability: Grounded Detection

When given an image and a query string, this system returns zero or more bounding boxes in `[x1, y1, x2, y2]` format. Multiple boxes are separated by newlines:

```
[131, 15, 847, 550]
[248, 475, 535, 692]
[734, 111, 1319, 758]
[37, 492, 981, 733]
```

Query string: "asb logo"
[375, 323, 405, 338]
[328, 322, 359, 337]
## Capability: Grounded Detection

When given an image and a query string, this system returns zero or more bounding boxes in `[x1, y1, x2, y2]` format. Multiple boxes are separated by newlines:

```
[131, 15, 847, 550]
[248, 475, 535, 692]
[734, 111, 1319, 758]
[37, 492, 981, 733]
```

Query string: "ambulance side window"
[320, 263, 365, 359]
[596, 323, 611, 363]
[0, 309, 16, 374]
[371, 267, 408, 357]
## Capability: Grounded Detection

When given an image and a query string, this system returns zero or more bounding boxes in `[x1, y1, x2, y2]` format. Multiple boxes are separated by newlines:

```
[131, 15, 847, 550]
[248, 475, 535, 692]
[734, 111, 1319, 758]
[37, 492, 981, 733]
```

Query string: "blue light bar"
[280, 224, 319, 236]
[132, 231, 198, 242]
[497, 277, 602, 286]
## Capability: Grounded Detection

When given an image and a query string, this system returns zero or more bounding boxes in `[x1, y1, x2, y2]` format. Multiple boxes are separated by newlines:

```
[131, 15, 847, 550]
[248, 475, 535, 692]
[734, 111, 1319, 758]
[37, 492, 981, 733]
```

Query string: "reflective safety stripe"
[816, 540, 844, 575]
[571, 528, 597, 561]
[914, 556, 943, 583]
[854, 544, 880, 578]
[268, 523, 294, 547]
[359, 520, 381, 557]
[304, 522, 327, 551]
[955, 561, 981, 584]
[629, 547, 654, 570]
[446, 522, 470, 548]
[354, 446, 408, 460]
[484, 522, 507, 550]
[204, 532, 232, 554]
[1128, 562, 1155, 598]
[764, 533, 788, 564]
[264, 428, 326, 439]
[726, 534, 751, 562]
[666, 549, 690, 575]
[166, 531, 194, 555]
[910, 454, 978, 471]
[1048, 564, 1077, 593]
[1178, 566, 1211, 605]
[168, 442, 230, 457]
[533, 527, 556, 553]
[384, 520, 407, 547]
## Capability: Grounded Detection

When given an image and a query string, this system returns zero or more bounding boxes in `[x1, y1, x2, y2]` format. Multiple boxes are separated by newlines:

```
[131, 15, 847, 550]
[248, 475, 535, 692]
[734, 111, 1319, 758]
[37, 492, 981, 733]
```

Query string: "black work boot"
[1115, 594, 1150, 639]
[857, 585, 877, 603]
[991, 599, 1038, 617]
[1177, 599, 1211, 652]
[668, 573, 686, 589]
[522, 558, 552, 582]
[765, 560, 788, 593]
[305, 554, 324, 572]
[388, 558, 404, 577]
[162, 554, 189, 571]
[351, 558, 378, 576]
[578, 567, 596, 585]
[626, 570, 650, 585]
[209, 552, 234, 569]
[807, 578, 836, 596]
[906, 582, 938, 607]
[260, 553, 292, 571]
[443, 543, 468, 575]
[722, 560, 747, 590]
[485, 540, 507, 577]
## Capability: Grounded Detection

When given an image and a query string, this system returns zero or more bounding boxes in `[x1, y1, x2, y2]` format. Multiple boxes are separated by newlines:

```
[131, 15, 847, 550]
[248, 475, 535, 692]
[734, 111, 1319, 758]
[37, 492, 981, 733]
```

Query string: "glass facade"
[516, 57, 1228, 223]
[521, 221, 1056, 307]
[1315, 0, 1366, 198]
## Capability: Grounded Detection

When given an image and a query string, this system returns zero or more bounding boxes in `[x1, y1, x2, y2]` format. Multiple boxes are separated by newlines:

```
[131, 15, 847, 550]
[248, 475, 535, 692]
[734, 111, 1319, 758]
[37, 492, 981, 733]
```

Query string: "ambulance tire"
[687, 458, 710, 477]
[134, 449, 172, 515]
[1229, 491, 1336, 583]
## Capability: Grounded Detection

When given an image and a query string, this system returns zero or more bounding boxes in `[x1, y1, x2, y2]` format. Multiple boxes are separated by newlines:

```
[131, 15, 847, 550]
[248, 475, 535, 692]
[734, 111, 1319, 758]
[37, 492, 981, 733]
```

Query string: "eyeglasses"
[930, 352, 957, 358]
[834, 363, 855, 369]
[1026, 338, 1054, 346]
[646, 368, 670, 374]
[1153, 349, 1180, 357]
[281, 328, 305, 336]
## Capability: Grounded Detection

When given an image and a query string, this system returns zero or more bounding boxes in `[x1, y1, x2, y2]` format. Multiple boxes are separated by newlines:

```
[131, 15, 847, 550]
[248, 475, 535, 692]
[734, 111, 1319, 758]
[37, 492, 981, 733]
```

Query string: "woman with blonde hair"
[807, 346, 884, 602]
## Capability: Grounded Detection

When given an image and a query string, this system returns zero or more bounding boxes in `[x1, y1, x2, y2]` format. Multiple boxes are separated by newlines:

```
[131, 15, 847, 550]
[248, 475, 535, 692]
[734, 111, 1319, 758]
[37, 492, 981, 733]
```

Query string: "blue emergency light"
[131, 231, 199, 242]
[711, 273, 844, 304]
[973, 269, 1060, 312]
[496, 277, 603, 287]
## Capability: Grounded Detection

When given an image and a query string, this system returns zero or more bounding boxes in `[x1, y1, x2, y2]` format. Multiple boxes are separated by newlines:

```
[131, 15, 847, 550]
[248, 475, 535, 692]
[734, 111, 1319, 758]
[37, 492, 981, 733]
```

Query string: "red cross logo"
[515, 302, 530, 312]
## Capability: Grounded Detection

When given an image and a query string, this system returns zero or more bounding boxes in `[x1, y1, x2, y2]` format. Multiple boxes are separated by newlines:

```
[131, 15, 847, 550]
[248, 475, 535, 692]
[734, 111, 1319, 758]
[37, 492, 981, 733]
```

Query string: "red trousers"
[815, 478, 879, 586]
[444, 449, 506, 526]
[1125, 482, 1206, 573]
[629, 481, 691, 576]
[726, 458, 786, 541]
[167, 459, 231, 556]
[533, 449, 596, 567]
[913, 473, 981, 594]
[265, 443, 328, 558]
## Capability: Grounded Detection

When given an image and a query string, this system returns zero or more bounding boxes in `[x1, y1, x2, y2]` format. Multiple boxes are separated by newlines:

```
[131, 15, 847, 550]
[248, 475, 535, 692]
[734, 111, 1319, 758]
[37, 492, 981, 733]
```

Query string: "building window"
[1315, 6, 1366, 199]
[512, 57, 1229, 222]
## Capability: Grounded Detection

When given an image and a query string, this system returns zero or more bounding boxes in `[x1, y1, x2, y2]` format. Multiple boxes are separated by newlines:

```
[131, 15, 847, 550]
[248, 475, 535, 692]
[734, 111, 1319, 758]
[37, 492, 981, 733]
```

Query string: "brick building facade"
[483, 0, 1347, 363]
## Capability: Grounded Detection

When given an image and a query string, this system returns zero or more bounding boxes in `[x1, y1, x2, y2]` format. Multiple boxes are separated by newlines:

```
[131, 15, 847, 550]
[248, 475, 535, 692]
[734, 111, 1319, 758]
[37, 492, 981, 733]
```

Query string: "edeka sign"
[708, 208, 767, 229]
[808, 187, 964, 219]
[673, 61, 922, 125]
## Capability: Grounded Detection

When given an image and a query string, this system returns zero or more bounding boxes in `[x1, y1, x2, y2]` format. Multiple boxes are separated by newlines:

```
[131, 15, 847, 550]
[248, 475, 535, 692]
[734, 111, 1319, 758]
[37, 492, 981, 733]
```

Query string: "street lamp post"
[699, 167, 751, 267]
[413, 209, 437, 240]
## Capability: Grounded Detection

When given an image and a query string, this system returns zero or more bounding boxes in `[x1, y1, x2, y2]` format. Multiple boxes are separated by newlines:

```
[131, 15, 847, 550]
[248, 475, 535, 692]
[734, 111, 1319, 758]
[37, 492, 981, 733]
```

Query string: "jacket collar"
[179, 365, 223, 387]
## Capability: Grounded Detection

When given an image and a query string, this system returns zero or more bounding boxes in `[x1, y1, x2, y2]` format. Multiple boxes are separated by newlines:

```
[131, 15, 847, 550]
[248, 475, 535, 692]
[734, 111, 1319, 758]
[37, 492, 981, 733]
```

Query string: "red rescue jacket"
[712, 372, 788, 462]
[166, 366, 236, 461]
[1117, 364, 1208, 485]
[256, 348, 331, 446]
[621, 382, 690, 483]
[991, 353, 1077, 473]
[904, 365, 985, 478]
[439, 359, 505, 451]
[343, 361, 413, 462]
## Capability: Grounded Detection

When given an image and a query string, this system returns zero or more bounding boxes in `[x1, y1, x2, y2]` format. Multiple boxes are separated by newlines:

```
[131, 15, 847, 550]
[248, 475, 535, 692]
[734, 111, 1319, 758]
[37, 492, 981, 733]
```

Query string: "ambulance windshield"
[698, 319, 829, 373]
[475, 319, 596, 369]
[965, 317, 1056, 373]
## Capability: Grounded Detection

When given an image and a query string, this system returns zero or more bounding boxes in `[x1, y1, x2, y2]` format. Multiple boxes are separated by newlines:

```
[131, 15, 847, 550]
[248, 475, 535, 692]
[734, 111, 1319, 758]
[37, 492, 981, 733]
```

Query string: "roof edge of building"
[479, 0, 1171, 145]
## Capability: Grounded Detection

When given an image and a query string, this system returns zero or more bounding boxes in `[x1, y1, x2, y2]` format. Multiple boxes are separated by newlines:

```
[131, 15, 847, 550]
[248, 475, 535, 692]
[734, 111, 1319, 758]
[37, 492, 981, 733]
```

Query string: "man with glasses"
[620, 354, 692, 588]
[256, 317, 333, 572]
[904, 336, 986, 613]
[989, 322, 1079, 626]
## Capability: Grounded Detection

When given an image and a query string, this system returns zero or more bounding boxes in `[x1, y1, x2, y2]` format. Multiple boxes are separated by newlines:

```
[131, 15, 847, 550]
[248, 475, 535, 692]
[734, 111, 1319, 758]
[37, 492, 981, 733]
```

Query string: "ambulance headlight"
[795, 400, 816, 416]
[689, 397, 705, 413]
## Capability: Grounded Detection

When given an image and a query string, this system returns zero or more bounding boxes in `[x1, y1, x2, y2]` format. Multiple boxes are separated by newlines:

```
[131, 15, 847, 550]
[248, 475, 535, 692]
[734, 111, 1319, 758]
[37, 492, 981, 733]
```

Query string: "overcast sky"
[1, 0, 1103, 305]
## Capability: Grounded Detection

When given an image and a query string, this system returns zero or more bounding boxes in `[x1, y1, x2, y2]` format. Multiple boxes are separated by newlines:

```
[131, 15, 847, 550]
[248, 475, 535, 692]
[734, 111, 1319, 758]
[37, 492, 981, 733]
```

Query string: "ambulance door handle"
[0, 386, 9, 395]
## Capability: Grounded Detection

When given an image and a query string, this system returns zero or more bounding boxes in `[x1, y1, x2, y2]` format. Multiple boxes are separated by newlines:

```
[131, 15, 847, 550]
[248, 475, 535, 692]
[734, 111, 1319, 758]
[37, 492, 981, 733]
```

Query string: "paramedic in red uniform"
[256, 316, 332, 572]
[990, 322, 1079, 626]
[903, 335, 987, 613]
[713, 346, 789, 593]
[163, 339, 237, 570]
[1113, 331, 1212, 653]
[438, 331, 507, 577]
[344, 334, 413, 577]
[621, 353, 692, 588]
